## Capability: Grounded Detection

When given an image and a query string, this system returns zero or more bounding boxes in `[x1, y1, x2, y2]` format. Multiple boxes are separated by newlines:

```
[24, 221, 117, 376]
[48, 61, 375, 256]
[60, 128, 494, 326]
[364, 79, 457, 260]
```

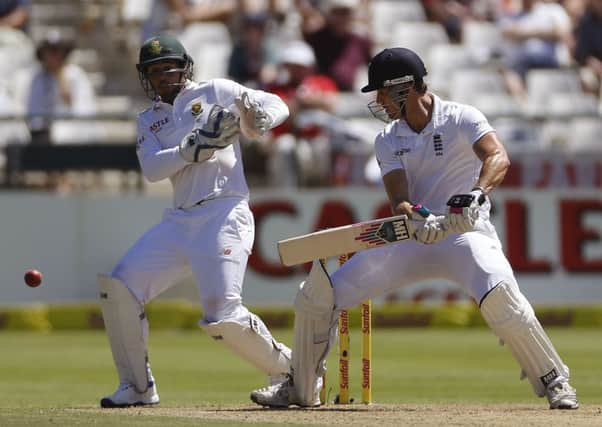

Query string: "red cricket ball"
[24, 269, 43, 288]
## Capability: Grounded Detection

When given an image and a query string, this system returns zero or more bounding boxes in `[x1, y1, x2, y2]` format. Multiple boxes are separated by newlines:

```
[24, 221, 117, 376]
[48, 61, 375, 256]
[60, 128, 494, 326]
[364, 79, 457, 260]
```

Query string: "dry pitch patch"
[76, 404, 602, 426]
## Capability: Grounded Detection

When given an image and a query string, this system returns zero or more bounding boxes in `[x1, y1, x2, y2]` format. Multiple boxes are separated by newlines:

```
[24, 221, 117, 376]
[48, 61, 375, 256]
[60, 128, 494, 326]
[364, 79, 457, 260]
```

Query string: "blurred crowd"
[1, 0, 602, 190]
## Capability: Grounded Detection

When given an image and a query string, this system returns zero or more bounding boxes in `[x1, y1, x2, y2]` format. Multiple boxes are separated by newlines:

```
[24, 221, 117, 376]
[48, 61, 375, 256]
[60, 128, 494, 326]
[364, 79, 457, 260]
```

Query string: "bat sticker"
[355, 218, 411, 246]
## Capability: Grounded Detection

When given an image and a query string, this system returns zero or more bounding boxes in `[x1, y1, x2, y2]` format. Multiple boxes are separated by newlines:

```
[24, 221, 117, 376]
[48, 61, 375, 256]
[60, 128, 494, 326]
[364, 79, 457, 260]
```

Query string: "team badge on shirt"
[433, 134, 443, 156]
[191, 102, 203, 116]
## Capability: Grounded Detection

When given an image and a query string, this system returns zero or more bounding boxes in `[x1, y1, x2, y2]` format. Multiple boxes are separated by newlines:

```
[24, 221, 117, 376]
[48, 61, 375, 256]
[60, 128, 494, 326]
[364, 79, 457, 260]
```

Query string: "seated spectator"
[0, 82, 30, 171]
[574, 0, 602, 95]
[562, 0, 587, 27]
[0, 26, 35, 91]
[0, 0, 30, 33]
[265, 40, 339, 186]
[141, 0, 239, 41]
[498, 0, 572, 99]
[296, 0, 372, 91]
[423, 0, 501, 43]
[14, 31, 97, 144]
[228, 13, 277, 88]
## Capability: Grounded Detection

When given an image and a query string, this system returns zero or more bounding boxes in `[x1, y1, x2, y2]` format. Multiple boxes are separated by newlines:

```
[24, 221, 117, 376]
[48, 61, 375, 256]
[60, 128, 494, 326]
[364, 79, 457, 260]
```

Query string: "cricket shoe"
[546, 378, 579, 410]
[100, 380, 160, 408]
[250, 375, 321, 408]
[268, 372, 289, 386]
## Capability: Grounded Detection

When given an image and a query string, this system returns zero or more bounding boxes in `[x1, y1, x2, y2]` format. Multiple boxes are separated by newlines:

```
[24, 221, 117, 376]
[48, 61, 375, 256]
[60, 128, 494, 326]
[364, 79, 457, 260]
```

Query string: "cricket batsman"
[250, 47, 579, 410]
[98, 33, 292, 407]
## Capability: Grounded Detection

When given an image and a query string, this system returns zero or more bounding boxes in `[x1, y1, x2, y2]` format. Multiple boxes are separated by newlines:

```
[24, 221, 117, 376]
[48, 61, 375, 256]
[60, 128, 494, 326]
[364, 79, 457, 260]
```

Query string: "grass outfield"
[0, 329, 600, 426]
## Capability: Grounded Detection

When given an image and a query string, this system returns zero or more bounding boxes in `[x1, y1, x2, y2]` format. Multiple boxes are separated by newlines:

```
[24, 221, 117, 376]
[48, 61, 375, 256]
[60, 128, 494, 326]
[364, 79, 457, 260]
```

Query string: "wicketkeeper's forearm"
[137, 147, 189, 182]
[260, 93, 290, 129]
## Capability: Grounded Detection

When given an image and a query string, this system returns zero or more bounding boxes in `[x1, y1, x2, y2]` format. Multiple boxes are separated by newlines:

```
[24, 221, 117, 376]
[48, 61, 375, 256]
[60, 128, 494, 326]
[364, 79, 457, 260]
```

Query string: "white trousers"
[332, 221, 517, 309]
[112, 197, 254, 322]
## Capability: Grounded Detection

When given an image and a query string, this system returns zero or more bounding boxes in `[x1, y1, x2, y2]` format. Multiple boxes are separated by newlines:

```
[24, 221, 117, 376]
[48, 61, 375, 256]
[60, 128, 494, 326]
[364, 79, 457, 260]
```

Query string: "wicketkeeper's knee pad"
[480, 281, 569, 397]
[292, 260, 338, 406]
[98, 274, 150, 393]
[200, 311, 291, 375]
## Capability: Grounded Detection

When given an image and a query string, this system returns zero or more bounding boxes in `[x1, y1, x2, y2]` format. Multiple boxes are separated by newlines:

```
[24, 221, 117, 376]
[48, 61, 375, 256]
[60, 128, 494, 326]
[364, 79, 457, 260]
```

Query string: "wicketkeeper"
[250, 47, 579, 410]
[98, 33, 292, 407]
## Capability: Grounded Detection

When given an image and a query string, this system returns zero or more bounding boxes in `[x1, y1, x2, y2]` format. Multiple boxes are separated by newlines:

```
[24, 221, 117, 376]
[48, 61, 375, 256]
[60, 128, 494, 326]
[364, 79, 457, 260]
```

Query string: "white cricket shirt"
[136, 78, 288, 209]
[374, 93, 494, 214]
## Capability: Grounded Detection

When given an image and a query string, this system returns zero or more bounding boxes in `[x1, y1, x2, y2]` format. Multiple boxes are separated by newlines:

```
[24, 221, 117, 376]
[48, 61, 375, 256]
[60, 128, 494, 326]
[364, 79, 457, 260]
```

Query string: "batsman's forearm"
[476, 150, 510, 193]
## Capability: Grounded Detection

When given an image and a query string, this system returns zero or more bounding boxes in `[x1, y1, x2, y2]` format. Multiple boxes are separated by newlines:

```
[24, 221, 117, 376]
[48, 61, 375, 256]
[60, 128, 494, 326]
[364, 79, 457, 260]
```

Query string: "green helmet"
[136, 33, 194, 100]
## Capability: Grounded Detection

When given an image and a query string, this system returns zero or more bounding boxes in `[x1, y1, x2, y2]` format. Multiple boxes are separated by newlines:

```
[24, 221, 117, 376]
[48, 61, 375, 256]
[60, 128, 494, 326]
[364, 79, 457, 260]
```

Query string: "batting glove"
[178, 105, 239, 163]
[234, 92, 272, 140]
[412, 204, 449, 245]
[414, 214, 448, 244]
[446, 187, 487, 233]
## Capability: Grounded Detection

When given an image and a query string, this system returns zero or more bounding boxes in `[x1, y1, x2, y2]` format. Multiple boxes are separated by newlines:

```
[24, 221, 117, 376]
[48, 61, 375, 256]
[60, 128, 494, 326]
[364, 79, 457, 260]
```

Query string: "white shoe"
[250, 375, 320, 408]
[546, 378, 579, 410]
[100, 380, 160, 408]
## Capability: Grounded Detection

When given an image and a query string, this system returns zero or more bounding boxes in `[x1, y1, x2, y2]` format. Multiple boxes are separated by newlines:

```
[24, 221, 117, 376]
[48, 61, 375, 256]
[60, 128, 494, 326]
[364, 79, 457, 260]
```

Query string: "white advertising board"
[0, 189, 600, 305]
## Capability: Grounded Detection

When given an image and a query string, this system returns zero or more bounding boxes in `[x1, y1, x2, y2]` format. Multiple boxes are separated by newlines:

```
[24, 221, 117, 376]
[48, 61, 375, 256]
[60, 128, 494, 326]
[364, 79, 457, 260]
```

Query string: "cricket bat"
[277, 214, 416, 266]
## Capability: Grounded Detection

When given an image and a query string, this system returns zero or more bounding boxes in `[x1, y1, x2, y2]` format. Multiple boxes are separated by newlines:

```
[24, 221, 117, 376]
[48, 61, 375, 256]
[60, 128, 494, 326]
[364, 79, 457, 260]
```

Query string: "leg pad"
[480, 282, 569, 397]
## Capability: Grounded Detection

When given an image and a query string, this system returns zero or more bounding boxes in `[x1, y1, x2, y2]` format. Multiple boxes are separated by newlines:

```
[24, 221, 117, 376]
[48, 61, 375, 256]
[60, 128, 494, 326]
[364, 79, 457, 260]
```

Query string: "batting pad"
[480, 282, 569, 397]
[292, 260, 338, 406]
[98, 275, 150, 393]
[200, 313, 291, 375]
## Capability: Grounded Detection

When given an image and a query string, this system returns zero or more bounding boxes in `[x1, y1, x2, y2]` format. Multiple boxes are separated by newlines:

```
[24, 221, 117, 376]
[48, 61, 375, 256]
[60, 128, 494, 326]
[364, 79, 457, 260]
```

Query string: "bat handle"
[412, 204, 431, 219]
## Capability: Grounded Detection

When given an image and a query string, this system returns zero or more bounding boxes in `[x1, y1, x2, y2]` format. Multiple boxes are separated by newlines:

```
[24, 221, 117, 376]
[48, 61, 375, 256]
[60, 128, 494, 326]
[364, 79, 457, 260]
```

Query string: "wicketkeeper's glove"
[234, 92, 271, 140]
[178, 104, 239, 163]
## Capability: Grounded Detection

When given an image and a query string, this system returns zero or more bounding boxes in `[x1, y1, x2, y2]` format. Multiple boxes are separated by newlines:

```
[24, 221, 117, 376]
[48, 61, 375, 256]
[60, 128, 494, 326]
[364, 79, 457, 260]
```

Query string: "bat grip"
[412, 204, 431, 219]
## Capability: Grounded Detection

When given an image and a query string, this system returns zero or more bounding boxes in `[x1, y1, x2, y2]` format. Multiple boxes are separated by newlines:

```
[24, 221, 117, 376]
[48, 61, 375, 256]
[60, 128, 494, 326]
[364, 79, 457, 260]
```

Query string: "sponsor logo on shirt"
[149, 116, 170, 133]
[136, 135, 145, 150]
[433, 134, 443, 156]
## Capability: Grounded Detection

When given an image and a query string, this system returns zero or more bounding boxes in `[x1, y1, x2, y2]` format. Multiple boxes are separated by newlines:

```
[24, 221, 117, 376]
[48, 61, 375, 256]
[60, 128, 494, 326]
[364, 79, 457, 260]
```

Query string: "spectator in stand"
[14, 30, 97, 144]
[0, 83, 30, 171]
[0, 0, 30, 33]
[296, 0, 371, 91]
[141, 0, 239, 41]
[562, 0, 587, 27]
[0, 0, 34, 90]
[423, 0, 501, 43]
[228, 13, 277, 88]
[265, 40, 339, 186]
[573, 0, 602, 96]
[498, 0, 572, 99]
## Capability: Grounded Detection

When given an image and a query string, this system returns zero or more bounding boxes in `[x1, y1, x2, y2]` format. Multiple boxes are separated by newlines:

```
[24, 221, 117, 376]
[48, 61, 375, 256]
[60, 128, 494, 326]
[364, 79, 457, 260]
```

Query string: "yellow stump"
[361, 299, 372, 404]
[319, 258, 328, 405]
[338, 253, 350, 404]
[338, 308, 350, 404]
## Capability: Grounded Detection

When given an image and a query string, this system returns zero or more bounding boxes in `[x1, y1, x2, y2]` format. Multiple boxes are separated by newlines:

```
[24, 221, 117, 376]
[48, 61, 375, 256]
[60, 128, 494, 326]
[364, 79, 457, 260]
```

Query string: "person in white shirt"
[15, 31, 96, 141]
[249, 47, 579, 410]
[500, 0, 572, 77]
[498, 0, 572, 99]
[98, 33, 292, 408]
